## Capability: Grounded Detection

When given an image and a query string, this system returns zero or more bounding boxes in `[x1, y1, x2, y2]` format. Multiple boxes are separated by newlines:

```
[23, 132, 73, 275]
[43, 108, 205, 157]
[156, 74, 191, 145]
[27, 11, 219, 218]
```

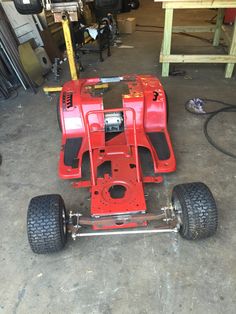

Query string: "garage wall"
[1, 1, 43, 46]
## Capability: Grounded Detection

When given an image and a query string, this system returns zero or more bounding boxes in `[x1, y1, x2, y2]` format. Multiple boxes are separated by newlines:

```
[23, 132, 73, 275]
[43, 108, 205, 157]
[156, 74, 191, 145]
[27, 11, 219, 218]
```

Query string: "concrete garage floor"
[1, 1, 236, 313]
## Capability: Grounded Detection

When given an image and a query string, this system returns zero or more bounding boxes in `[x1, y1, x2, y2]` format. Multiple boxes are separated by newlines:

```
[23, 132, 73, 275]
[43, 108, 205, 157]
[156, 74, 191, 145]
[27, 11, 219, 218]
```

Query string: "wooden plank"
[162, 8, 174, 77]
[213, 8, 225, 46]
[225, 18, 236, 77]
[160, 1, 236, 9]
[160, 54, 236, 63]
[173, 25, 215, 33]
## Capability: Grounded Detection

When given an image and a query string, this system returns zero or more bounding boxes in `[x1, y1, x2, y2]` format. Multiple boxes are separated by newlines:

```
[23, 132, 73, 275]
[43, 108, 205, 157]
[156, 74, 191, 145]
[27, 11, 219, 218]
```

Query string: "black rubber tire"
[27, 194, 67, 254]
[57, 102, 62, 132]
[172, 182, 218, 240]
[130, 0, 140, 9]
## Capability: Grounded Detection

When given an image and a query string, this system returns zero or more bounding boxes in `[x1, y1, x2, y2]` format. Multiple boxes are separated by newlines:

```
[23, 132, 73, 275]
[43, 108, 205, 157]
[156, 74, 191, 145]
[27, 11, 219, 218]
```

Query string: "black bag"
[13, 0, 43, 15]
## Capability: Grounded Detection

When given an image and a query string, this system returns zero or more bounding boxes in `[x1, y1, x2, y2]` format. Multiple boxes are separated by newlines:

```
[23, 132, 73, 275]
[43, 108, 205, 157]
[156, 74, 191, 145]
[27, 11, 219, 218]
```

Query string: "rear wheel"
[172, 182, 218, 240]
[27, 194, 67, 254]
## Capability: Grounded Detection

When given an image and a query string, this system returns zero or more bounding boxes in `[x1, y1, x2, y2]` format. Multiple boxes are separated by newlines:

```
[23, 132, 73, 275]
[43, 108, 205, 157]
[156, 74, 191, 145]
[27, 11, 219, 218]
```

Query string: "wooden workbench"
[154, 0, 236, 77]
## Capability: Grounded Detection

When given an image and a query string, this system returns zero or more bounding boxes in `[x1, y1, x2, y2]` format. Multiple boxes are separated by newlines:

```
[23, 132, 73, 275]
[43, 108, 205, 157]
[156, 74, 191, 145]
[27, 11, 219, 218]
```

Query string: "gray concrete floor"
[1, 1, 236, 313]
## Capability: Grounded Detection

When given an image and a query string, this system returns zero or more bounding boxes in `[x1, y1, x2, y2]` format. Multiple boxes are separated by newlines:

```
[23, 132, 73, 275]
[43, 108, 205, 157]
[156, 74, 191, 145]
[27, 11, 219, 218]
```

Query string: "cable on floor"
[185, 98, 236, 159]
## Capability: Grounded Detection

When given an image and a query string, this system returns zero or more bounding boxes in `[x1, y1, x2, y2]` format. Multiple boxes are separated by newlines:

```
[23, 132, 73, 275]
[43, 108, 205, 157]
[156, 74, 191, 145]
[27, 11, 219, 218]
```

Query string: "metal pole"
[0, 41, 27, 90]
[84, 111, 96, 186]
[62, 16, 78, 81]
[74, 228, 178, 237]
[132, 109, 141, 182]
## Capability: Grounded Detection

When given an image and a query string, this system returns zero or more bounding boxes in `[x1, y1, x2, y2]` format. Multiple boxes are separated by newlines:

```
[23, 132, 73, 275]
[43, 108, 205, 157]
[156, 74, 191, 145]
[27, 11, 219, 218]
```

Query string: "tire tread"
[27, 194, 66, 254]
[173, 182, 218, 240]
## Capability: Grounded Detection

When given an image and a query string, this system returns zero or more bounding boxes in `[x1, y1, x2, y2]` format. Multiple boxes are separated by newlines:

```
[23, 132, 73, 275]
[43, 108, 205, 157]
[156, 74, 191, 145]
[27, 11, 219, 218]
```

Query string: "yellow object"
[94, 84, 109, 89]
[43, 86, 63, 94]
[43, 15, 78, 94]
[62, 17, 78, 81]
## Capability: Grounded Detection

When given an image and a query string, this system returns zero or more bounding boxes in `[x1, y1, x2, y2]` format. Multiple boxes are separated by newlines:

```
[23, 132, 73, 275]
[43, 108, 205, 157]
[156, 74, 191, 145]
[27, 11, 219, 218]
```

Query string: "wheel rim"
[172, 196, 183, 227]
[62, 208, 67, 235]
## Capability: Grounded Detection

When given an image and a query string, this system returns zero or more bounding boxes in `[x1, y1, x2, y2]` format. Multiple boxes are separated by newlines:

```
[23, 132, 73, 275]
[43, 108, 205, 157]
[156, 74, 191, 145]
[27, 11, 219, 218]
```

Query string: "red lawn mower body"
[58, 75, 176, 230]
[13, 2, 217, 253]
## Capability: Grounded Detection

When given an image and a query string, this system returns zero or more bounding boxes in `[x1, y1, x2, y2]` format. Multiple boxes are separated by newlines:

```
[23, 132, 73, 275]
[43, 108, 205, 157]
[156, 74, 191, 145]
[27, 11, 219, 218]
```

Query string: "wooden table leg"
[162, 8, 173, 77]
[213, 8, 225, 46]
[225, 18, 236, 78]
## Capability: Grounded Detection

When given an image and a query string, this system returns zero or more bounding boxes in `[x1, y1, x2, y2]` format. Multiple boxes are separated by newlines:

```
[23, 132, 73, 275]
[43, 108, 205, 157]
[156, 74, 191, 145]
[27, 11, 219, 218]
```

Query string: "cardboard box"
[118, 17, 136, 34]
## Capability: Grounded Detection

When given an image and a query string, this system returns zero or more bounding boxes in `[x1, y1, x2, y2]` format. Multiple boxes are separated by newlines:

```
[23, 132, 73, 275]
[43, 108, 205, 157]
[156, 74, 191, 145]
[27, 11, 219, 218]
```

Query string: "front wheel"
[172, 182, 218, 240]
[27, 194, 67, 254]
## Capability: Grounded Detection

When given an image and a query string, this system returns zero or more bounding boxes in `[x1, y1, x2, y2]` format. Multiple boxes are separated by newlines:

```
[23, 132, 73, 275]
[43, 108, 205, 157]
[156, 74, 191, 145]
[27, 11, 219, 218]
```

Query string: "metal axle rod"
[78, 212, 167, 227]
[72, 228, 178, 238]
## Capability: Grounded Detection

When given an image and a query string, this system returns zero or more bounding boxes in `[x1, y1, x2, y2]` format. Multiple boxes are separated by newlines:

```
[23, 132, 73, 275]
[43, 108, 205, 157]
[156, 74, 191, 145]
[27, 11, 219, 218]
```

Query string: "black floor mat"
[147, 132, 170, 160]
[103, 82, 129, 109]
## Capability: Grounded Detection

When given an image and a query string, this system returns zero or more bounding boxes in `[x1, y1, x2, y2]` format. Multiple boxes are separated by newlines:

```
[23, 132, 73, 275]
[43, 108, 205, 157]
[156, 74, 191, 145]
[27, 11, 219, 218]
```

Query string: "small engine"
[104, 112, 124, 133]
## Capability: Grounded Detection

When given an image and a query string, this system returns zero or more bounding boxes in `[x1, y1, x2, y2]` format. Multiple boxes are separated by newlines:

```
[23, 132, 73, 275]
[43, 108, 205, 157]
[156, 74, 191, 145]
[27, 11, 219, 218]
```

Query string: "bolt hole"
[94, 191, 99, 195]
[42, 57, 48, 64]
[108, 185, 126, 199]
[129, 164, 136, 169]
